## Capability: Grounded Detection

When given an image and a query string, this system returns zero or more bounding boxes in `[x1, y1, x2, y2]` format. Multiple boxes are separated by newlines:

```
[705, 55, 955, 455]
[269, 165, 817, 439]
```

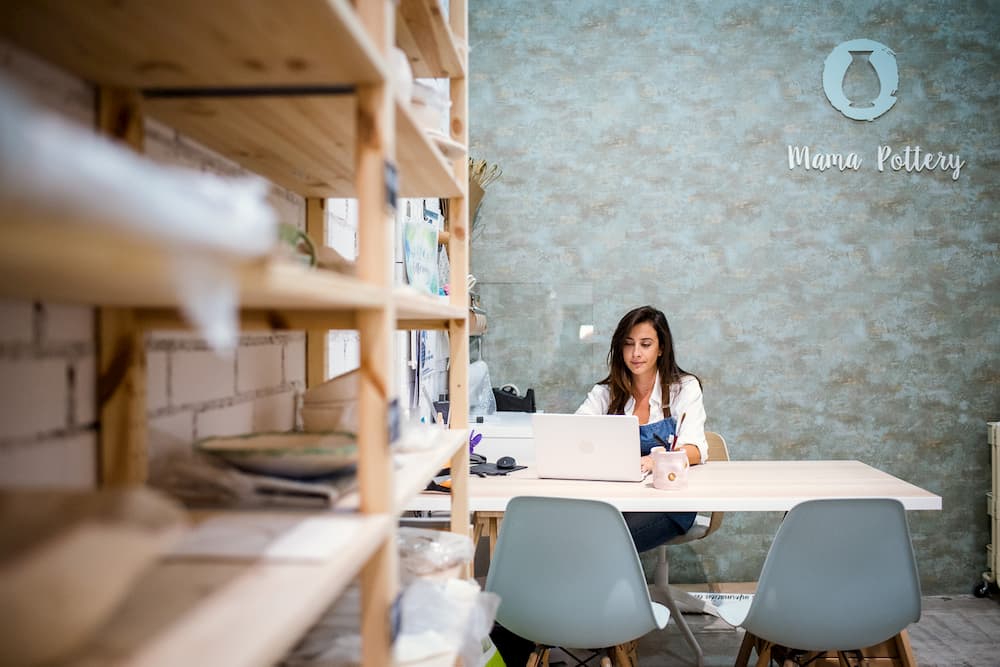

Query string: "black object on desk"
[493, 386, 536, 412]
[470, 461, 526, 477]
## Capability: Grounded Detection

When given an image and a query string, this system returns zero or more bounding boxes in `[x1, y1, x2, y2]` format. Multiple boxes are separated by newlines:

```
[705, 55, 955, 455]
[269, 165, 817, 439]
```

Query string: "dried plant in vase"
[468, 157, 502, 240]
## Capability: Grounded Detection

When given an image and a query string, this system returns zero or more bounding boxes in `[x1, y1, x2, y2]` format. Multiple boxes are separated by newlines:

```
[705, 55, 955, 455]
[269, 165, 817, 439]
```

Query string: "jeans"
[623, 510, 697, 553]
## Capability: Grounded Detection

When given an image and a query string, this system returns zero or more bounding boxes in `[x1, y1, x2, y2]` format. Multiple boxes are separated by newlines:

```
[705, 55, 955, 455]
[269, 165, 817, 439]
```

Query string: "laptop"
[532, 413, 647, 482]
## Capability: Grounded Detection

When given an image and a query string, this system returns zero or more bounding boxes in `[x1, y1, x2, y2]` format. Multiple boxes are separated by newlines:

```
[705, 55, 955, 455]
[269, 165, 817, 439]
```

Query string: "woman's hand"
[640, 454, 654, 473]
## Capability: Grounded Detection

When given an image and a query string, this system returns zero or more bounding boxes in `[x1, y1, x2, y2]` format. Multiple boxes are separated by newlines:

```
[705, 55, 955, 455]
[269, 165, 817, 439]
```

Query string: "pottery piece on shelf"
[196, 431, 358, 479]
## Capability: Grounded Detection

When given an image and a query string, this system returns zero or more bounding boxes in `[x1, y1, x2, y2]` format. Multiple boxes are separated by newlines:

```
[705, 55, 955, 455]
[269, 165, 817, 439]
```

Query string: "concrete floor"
[630, 594, 1000, 667]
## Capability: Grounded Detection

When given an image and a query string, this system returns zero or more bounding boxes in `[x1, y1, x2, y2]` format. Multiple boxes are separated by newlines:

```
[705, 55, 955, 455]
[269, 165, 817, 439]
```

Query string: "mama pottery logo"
[785, 39, 966, 180]
[822, 39, 898, 121]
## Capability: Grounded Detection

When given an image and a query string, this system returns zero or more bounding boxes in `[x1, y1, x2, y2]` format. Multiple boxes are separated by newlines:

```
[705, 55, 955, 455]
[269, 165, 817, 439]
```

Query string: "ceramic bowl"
[195, 431, 358, 479]
[303, 369, 359, 403]
[300, 401, 358, 433]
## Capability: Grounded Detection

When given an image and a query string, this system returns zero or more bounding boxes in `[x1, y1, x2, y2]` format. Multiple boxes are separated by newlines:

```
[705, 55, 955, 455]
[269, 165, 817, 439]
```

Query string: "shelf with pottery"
[62, 511, 393, 667]
[0, 0, 463, 199]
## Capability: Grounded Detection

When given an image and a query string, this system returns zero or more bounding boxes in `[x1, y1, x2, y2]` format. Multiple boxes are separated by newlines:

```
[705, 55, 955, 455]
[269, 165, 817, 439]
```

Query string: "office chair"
[485, 496, 670, 667]
[717, 498, 922, 667]
[650, 431, 729, 667]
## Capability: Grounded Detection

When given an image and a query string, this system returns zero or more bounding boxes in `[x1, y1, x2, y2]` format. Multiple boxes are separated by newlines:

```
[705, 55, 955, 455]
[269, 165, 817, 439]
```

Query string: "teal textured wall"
[468, 0, 1000, 593]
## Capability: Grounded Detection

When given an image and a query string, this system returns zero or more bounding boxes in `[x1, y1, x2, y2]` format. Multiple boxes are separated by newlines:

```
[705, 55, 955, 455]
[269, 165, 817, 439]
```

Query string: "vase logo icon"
[823, 39, 898, 121]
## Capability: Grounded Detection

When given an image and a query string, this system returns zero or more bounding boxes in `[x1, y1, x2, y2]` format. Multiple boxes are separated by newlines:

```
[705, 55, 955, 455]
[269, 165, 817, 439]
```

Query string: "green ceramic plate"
[195, 432, 357, 479]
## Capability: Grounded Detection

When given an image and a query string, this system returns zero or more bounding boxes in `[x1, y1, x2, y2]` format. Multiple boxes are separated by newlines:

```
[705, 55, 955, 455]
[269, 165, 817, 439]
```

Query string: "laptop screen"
[532, 413, 645, 482]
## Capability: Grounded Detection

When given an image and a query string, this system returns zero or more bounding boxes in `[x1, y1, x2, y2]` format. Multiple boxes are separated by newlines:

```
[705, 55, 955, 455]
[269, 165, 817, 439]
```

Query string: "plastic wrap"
[281, 579, 500, 667]
[396, 579, 501, 667]
[0, 79, 278, 350]
[398, 527, 474, 584]
[0, 80, 276, 256]
[469, 360, 497, 416]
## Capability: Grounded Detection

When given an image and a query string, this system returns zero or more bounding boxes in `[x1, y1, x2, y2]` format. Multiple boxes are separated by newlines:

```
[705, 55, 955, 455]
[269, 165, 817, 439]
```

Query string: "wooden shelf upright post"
[355, 2, 398, 666]
[447, 0, 471, 540]
[305, 197, 328, 389]
[96, 86, 148, 486]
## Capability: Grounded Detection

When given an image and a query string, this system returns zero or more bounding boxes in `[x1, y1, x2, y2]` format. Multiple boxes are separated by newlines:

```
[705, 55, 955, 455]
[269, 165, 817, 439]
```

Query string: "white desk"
[407, 460, 943, 513]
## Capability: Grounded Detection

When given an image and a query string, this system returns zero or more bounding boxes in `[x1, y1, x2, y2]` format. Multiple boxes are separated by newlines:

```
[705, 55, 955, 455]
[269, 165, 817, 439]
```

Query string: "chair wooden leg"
[894, 629, 917, 667]
[753, 639, 773, 667]
[611, 640, 638, 666]
[526, 650, 541, 667]
[734, 632, 756, 667]
[600, 657, 613, 667]
[540, 647, 550, 667]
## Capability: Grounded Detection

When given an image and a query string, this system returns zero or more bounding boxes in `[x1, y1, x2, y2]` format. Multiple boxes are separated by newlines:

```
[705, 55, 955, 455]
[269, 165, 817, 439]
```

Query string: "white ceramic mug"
[651, 446, 689, 490]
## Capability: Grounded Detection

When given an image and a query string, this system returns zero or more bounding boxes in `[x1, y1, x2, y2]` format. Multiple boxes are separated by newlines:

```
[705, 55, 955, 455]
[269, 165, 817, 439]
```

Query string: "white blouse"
[575, 372, 709, 462]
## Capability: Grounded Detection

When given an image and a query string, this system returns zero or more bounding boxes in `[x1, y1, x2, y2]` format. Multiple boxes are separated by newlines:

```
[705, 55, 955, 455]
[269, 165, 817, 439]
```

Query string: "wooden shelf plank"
[66, 512, 392, 667]
[0, 219, 387, 311]
[396, 99, 464, 197]
[135, 308, 360, 333]
[392, 429, 469, 512]
[142, 95, 460, 198]
[145, 95, 357, 198]
[396, 0, 465, 79]
[394, 287, 467, 329]
[335, 429, 467, 514]
[0, 0, 385, 88]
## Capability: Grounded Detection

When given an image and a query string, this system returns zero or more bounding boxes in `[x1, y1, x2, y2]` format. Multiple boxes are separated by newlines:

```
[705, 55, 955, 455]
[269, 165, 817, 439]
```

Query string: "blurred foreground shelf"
[68, 512, 392, 667]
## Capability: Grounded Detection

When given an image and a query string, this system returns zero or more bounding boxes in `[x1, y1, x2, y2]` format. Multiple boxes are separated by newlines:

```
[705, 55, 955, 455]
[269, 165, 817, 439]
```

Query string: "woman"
[576, 305, 708, 552]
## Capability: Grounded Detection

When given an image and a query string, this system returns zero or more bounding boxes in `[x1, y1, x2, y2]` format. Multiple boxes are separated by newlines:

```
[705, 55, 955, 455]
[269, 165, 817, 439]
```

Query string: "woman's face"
[622, 321, 661, 380]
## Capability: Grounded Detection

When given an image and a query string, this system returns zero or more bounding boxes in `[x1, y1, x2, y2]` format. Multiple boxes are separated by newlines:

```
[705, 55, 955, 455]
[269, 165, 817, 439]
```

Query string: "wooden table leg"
[473, 511, 505, 561]
[473, 512, 486, 546]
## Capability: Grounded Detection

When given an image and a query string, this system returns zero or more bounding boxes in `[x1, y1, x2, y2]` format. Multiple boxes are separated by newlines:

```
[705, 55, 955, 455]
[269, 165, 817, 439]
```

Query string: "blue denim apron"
[638, 416, 677, 456]
[634, 414, 696, 539]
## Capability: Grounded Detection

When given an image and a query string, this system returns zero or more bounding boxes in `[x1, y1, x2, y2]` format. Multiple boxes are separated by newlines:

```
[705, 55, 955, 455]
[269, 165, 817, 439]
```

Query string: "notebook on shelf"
[531, 413, 646, 482]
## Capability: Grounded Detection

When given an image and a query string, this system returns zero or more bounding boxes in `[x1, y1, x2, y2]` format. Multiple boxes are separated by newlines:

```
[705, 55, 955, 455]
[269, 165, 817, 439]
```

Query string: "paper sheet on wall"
[403, 220, 439, 295]
[686, 592, 755, 620]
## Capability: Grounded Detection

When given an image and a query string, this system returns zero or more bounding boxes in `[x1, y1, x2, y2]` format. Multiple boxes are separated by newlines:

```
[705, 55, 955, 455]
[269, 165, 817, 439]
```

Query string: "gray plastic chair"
[717, 498, 922, 667]
[485, 496, 670, 666]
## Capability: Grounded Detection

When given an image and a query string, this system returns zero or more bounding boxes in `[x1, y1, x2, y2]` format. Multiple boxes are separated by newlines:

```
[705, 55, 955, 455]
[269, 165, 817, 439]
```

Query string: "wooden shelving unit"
[0, 1, 470, 665]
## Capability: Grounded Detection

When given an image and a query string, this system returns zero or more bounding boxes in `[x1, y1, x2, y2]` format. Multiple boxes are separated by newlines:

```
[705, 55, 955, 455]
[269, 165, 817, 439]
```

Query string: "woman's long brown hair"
[599, 305, 700, 416]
